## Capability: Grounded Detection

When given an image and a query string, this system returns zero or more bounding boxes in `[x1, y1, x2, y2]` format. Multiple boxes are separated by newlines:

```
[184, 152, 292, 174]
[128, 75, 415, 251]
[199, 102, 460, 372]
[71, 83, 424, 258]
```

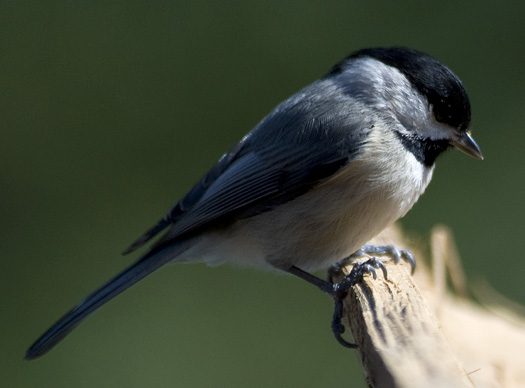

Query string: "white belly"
[180, 131, 434, 272]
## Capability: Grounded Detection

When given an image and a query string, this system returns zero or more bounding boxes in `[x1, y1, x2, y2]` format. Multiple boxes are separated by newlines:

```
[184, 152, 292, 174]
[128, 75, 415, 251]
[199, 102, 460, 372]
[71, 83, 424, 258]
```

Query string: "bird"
[25, 46, 483, 360]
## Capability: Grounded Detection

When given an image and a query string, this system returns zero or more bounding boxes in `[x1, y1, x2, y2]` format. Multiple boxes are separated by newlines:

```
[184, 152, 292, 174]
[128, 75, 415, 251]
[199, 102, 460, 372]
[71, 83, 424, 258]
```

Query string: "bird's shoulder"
[124, 80, 374, 253]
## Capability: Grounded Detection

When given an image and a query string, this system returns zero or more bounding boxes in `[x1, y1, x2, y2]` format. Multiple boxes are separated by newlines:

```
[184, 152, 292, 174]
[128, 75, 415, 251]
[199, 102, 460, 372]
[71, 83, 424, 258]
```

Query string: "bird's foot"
[329, 245, 416, 281]
[329, 257, 388, 348]
[327, 245, 416, 347]
[287, 245, 415, 348]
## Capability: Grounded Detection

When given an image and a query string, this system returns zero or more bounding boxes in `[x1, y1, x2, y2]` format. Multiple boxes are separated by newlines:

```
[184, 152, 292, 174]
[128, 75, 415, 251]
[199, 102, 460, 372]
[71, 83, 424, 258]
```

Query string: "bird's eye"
[433, 107, 445, 122]
[433, 101, 453, 124]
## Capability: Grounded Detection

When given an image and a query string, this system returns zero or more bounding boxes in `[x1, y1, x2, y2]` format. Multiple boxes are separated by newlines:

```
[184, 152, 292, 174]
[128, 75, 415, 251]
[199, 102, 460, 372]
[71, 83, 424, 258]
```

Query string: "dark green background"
[3, 2, 524, 387]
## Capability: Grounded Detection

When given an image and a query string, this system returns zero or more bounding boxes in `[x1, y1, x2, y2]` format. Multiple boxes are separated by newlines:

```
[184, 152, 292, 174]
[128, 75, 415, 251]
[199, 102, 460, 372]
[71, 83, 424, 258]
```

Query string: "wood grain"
[333, 260, 473, 388]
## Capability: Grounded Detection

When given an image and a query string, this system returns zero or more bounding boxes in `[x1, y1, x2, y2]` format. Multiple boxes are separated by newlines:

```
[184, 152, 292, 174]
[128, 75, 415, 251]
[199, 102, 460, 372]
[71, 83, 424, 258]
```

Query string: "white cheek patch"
[423, 105, 458, 140]
[336, 58, 457, 142]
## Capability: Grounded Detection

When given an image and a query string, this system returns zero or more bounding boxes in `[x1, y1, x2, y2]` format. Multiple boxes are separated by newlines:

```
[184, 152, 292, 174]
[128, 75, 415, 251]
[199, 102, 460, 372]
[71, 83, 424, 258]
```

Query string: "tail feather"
[25, 244, 186, 360]
[122, 218, 171, 255]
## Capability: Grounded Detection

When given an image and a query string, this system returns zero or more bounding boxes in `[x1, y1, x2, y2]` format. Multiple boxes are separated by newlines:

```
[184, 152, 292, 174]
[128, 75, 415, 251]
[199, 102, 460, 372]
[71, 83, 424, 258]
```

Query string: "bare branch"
[332, 239, 473, 387]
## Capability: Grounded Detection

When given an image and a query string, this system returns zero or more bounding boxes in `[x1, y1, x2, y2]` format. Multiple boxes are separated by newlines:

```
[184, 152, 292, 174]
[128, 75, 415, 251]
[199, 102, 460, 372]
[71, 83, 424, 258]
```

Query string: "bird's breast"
[190, 128, 434, 272]
[255, 128, 434, 271]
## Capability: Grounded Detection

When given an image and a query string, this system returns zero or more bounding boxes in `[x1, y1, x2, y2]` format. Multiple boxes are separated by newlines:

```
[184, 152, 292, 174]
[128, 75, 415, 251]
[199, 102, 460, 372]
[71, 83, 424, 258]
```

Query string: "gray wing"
[25, 81, 373, 360]
[125, 80, 371, 255]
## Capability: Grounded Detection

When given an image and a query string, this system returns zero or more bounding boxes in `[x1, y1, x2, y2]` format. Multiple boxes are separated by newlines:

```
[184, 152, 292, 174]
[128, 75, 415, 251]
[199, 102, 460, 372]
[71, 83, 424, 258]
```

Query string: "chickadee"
[25, 47, 483, 360]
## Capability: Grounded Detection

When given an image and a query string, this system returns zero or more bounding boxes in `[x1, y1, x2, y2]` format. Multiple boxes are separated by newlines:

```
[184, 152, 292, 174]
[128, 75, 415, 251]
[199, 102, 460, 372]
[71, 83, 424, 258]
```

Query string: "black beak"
[450, 131, 484, 160]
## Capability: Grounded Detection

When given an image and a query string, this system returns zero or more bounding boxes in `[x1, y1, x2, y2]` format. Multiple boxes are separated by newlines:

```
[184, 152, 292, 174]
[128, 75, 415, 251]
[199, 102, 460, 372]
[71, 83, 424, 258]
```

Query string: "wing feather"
[125, 80, 372, 254]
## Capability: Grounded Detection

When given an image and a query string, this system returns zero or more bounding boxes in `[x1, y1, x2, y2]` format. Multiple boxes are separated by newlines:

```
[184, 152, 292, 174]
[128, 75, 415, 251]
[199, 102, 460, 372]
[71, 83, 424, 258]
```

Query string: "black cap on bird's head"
[329, 47, 483, 160]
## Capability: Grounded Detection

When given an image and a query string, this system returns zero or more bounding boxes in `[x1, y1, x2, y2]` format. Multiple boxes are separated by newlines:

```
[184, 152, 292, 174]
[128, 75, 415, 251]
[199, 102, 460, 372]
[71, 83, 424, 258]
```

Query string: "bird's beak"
[450, 131, 484, 160]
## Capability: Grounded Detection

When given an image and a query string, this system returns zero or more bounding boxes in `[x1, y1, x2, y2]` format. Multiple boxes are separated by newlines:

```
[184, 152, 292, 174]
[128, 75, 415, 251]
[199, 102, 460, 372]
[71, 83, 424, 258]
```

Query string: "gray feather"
[129, 79, 371, 255]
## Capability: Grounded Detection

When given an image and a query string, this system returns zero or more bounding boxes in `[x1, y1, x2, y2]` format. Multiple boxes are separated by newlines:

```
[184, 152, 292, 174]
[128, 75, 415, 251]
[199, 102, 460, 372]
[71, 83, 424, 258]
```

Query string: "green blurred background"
[2, 1, 524, 387]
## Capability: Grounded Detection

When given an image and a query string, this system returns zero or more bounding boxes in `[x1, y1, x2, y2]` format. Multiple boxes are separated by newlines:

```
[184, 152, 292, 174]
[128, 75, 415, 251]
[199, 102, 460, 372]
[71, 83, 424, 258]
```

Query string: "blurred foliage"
[2, 1, 524, 387]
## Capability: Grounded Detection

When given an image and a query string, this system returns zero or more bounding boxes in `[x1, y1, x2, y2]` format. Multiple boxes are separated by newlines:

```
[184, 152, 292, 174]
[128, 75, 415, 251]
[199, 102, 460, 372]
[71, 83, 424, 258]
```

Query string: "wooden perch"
[333, 258, 472, 388]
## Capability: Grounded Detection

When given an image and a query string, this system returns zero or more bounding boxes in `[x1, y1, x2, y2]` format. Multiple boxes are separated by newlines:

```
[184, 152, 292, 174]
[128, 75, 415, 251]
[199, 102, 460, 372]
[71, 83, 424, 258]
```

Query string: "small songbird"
[25, 47, 483, 360]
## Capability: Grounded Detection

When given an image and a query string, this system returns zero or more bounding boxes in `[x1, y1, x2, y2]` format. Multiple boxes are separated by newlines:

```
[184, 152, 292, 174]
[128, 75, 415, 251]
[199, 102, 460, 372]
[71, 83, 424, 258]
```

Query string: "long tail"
[25, 243, 188, 360]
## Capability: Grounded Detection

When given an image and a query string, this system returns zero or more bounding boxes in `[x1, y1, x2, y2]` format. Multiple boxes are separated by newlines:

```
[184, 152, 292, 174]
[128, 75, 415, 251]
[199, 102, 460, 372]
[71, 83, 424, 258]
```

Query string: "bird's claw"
[330, 245, 416, 279]
[327, 245, 416, 348]
[328, 257, 389, 348]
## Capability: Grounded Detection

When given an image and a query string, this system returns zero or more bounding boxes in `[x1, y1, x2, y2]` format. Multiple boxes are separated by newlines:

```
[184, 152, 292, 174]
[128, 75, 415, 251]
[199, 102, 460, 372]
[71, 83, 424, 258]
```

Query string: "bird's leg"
[288, 245, 416, 348]
[287, 257, 387, 348]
